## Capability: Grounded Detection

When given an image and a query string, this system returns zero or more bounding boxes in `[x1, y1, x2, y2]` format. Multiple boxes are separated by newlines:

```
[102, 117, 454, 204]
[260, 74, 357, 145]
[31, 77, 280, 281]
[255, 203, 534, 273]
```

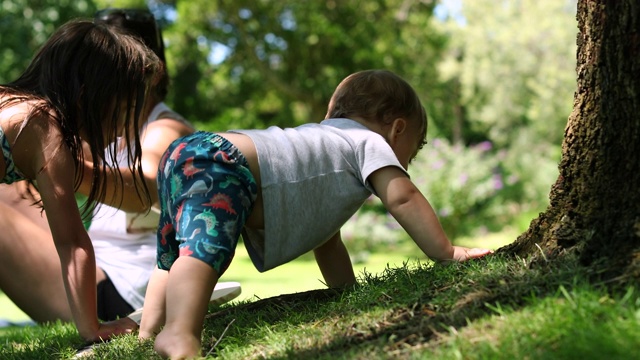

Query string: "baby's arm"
[313, 231, 357, 288]
[369, 166, 493, 262]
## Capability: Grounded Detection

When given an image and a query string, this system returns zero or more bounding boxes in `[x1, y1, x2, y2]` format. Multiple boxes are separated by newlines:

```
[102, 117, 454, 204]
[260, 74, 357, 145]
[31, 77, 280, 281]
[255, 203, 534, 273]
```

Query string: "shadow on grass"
[2, 250, 629, 359]
[201, 251, 629, 359]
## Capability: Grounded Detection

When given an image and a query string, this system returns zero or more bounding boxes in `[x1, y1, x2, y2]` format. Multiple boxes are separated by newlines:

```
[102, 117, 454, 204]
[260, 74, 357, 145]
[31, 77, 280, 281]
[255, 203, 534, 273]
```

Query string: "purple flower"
[475, 141, 493, 152]
[385, 215, 402, 230]
[431, 160, 445, 170]
[439, 208, 451, 217]
[459, 173, 469, 185]
[493, 174, 503, 190]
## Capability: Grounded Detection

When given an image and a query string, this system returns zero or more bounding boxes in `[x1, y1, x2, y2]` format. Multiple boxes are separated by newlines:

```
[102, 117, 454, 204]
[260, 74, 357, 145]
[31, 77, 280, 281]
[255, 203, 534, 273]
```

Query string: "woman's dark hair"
[94, 8, 169, 100]
[0, 19, 162, 215]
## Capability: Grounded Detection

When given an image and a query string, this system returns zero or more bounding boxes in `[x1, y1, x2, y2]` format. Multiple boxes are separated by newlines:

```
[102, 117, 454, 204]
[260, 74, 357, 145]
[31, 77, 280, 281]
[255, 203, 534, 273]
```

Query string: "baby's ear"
[385, 118, 406, 146]
[390, 118, 407, 137]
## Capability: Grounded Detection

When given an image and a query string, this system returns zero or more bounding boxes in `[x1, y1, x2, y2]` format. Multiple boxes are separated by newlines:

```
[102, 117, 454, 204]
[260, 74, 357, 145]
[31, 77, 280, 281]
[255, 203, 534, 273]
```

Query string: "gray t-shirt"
[232, 118, 408, 271]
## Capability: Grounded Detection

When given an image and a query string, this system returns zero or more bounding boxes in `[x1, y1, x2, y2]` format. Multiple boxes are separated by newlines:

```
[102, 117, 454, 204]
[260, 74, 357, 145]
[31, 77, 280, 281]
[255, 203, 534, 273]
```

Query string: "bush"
[409, 138, 505, 239]
[343, 136, 559, 251]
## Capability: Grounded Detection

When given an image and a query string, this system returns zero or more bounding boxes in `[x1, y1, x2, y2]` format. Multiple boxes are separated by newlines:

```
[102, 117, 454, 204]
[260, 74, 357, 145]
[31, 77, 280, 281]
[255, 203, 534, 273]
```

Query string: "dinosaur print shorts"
[156, 131, 258, 275]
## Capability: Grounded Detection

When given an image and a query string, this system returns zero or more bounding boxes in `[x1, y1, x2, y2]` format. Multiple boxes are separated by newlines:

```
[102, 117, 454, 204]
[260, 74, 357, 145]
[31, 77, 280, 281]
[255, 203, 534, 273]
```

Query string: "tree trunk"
[503, 0, 640, 280]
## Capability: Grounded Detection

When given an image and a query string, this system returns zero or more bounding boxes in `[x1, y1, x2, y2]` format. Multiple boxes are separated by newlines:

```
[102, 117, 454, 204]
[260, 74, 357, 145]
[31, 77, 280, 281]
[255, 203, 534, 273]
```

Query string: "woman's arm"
[35, 141, 101, 339]
[77, 118, 194, 213]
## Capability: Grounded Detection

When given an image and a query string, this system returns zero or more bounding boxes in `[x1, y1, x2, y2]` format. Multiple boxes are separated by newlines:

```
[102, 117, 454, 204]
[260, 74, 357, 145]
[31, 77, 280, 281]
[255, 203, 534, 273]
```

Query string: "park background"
[0, 0, 577, 322]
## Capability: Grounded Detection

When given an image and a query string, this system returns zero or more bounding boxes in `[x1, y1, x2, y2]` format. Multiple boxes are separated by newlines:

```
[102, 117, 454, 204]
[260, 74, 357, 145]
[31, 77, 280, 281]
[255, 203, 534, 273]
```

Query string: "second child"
[0, 20, 161, 340]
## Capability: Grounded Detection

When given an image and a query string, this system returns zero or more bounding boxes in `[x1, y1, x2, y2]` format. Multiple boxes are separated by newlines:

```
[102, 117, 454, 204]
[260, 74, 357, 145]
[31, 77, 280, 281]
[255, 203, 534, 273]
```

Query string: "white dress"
[89, 102, 193, 309]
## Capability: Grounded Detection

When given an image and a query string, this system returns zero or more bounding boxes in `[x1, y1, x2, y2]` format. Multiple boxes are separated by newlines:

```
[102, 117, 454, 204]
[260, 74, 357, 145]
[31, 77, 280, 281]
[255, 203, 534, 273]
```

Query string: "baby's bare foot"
[155, 327, 201, 359]
[138, 330, 155, 340]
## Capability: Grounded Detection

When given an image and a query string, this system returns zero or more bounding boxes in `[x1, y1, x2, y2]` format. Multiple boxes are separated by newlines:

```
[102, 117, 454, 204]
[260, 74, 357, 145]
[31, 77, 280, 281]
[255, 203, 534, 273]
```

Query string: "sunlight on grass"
[427, 285, 640, 359]
[456, 226, 519, 249]
[220, 240, 424, 302]
[6, 232, 634, 360]
[0, 230, 516, 324]
[222, 230, 515, 303]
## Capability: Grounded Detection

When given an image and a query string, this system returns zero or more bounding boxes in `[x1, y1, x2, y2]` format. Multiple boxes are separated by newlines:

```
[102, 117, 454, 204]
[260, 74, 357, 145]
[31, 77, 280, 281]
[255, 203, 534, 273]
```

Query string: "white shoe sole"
[127, 281, 241, 325]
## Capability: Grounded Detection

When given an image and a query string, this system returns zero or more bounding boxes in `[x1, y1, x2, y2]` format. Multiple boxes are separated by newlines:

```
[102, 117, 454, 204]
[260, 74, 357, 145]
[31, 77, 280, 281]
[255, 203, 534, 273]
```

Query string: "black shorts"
[96, 274, 135, 322]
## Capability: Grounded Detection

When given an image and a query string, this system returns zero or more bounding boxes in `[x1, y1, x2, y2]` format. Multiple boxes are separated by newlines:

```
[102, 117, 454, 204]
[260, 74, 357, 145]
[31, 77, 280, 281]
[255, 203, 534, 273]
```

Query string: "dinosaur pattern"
[203, 193, 237, 215]
[170, 173, 183, 201]
[182, 156, 206, 178]
[156, 132, 257, 275]
[193, 209, 219, 237]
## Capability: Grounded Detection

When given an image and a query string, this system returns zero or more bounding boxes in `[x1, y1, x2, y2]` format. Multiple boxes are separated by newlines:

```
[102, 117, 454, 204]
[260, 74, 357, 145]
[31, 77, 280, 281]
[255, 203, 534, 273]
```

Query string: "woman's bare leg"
[0, 185, 106, 322]
[0, 199, 71, 321]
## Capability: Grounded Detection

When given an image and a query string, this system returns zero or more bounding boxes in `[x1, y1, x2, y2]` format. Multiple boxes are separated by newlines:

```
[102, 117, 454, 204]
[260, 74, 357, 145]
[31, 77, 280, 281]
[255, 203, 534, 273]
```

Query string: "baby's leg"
[138, 267, 168, 339]
[140, 143, 182, 340]
[153, 133, 257, 358]
[154, 256, 218, 359]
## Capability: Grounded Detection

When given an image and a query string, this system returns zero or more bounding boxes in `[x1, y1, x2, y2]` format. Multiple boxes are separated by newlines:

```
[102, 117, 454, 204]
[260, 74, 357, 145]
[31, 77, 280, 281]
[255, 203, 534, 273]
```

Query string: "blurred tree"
[504, 0, 640, 282]
[94, 0, 147, 8]
[436, 0, 577, 147]
[0, 1, 584, 240]
[431, 0, 579, 220]
[0, 0, 98, 83]
[157, 0, 447, 130]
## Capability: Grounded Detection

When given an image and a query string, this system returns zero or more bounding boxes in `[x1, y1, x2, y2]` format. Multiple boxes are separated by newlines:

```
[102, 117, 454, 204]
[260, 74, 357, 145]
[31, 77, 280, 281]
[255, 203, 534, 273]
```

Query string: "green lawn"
[9, 228, 636, 360]
[0, 293, 28, 323]
[0, 244, 426, 323]
[0, 230, 515, 324]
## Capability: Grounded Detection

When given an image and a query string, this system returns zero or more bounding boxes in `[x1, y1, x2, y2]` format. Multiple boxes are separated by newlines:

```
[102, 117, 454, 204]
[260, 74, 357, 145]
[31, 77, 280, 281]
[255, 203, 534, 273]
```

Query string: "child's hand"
[437, 246, 494, 264]
[92, 317, 139, 342]
[452, 246, 493, 262]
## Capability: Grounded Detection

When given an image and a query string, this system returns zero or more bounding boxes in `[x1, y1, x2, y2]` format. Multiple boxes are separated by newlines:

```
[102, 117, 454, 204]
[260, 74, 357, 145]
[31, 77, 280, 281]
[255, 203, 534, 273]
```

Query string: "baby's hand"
[452, 246, 493, 262]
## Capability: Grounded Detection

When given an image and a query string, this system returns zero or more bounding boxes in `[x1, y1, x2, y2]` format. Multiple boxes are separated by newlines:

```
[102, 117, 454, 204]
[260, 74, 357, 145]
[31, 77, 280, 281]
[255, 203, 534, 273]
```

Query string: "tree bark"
[503, 0, 640, 280]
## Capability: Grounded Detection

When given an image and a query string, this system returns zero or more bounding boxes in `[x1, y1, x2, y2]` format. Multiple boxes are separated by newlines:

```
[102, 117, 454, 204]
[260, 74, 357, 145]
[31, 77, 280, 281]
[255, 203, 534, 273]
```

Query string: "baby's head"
[326, 70, 427, 152]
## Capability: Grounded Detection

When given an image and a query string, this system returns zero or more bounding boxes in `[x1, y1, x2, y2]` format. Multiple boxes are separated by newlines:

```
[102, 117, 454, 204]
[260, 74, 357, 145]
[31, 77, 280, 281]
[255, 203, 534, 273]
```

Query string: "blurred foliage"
[410, 139, 503, 239]
[0, 0, 97, 82]
[0, 0, 578, 242]
[155, 0, 446, 131]
[430, 0, 575, 240]
[436, 0, 577, 148]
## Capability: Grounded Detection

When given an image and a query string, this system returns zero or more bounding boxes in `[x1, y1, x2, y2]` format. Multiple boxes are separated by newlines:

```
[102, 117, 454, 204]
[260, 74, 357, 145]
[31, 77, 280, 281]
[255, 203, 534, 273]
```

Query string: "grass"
[0, 239, 420, 324]
[427, 285, 640, 359]
[2, 229, 637, 359]
[0, 228, 513, 324]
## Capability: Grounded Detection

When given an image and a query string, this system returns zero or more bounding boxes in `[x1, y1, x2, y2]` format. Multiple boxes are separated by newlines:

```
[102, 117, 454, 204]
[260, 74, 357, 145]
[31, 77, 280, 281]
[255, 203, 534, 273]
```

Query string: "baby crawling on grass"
[139, 69, 493, 359]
